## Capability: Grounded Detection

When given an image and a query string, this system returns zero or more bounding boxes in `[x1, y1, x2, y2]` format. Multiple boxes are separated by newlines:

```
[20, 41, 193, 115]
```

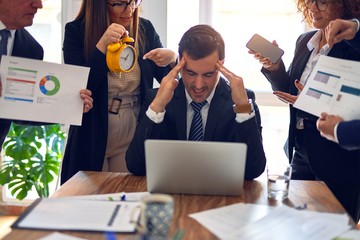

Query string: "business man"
[126, 24, 266, 180]
[0, 0, 93, 150]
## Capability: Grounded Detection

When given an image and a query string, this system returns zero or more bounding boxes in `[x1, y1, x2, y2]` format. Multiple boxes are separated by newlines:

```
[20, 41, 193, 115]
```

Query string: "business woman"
[250, 0, 360, 222]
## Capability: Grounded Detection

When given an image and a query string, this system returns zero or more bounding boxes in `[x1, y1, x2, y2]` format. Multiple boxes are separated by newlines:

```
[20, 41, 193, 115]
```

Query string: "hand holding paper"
[294, 55, 360, 121]
[0, 56, 90, 125]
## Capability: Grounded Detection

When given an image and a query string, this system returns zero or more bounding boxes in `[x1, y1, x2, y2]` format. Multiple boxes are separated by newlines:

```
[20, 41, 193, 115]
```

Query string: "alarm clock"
[106, 36, 137, 73]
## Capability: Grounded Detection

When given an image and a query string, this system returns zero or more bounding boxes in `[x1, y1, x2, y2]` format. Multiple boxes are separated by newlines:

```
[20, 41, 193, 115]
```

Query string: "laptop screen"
[145, 140, 247, 196]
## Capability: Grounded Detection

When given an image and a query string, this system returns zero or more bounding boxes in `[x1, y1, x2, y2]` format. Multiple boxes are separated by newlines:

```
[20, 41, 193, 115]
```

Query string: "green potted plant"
[0, 123, 65, 200]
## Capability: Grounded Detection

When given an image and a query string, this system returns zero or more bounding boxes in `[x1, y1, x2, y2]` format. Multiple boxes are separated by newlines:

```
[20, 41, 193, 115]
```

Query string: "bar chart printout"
[294, 55, 360, 121]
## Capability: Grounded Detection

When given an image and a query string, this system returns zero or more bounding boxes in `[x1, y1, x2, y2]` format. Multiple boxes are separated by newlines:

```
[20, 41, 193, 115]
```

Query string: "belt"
[108, 95, 139, 114]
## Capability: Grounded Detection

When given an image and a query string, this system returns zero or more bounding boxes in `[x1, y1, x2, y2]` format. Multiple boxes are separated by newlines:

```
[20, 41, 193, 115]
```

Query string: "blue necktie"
[0, 29, 10, 62]
[189, 101, 207, 141]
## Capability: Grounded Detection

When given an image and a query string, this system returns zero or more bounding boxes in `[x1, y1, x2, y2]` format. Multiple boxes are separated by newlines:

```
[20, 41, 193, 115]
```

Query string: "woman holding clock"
[61, 0, 177, 184]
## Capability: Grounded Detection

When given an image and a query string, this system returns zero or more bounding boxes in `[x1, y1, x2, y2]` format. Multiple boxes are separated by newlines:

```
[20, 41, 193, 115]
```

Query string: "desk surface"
[3, 171, 350, 240]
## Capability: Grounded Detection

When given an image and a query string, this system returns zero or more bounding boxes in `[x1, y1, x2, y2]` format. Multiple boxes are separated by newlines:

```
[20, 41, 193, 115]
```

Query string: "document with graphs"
[0, 56, 89, 125]
[294, 55, 360, 121]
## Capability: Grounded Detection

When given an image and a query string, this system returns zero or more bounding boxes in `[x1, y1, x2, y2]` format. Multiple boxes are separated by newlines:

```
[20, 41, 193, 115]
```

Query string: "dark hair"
[75, 0, 144, 60]
[178, 24, 225, 60]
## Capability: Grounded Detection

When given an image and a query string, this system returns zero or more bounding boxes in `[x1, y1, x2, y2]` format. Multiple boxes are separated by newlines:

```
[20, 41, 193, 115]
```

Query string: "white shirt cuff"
[146, 106, 165, 123]
[333, 122, 340, 144]
[351, 18, 360, 32]
[235, 112, 255, 123]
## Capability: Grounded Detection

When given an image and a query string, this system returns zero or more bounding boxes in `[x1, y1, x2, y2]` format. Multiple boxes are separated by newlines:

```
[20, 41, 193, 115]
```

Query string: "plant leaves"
[1, 123, 64, 200]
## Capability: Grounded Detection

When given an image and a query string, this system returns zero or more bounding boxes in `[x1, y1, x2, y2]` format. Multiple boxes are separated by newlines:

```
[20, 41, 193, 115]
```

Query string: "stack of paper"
[190, 203, 352, 240]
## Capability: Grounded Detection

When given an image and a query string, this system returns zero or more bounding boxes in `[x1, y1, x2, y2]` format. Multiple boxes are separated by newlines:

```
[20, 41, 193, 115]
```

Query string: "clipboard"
[12, 197, 141, 233]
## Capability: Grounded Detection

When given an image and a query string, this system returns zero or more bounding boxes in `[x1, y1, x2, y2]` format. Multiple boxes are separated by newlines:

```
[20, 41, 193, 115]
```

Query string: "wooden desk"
[3, 171, 351, 240]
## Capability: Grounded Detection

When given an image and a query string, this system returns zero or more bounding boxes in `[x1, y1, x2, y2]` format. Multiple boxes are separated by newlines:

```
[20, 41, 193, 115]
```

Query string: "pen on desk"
[121, 194, 126, 201]
[295, 203, 307, 210]
[105, 231, 116, 240]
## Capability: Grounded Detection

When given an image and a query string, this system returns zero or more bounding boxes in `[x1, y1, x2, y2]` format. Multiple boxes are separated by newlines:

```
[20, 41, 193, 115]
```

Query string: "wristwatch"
[233, 99, 253, 114]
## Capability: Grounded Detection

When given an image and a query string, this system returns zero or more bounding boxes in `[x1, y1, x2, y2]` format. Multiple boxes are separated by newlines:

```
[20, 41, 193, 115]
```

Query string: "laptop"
[145, 140, 247, 196]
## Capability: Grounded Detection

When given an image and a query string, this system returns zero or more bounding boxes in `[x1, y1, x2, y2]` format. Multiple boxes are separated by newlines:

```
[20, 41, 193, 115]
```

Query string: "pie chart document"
[0, 56, 90, 126]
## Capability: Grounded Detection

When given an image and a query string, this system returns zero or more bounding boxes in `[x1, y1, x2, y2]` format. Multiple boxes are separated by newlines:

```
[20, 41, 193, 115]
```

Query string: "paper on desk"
[334, 229, 360, 240]
[13, 198, 141, 232]
[189, 203, 274, 239]
[225, 205, 351, 240]
[0, 56, 89, 125]
[38, 232, 87, 240]
[294, 55, 360, 121]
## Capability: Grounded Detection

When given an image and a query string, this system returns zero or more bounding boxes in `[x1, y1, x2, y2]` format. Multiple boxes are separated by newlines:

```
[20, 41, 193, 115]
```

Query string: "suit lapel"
[172, 80, 188, 140]
[289, 33, 314, 95]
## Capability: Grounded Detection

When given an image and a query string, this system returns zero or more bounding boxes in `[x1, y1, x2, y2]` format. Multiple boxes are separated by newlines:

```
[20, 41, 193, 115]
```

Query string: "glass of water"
[267, 164, 292, 200]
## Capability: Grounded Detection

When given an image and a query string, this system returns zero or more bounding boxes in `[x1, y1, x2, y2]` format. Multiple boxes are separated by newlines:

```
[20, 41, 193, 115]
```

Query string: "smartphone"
[246, 34, 284, 64]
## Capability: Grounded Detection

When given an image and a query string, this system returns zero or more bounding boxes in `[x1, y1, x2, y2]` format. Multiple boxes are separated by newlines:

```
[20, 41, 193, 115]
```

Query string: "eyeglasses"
[107, 0, 142, 13]
[306, 0, 340, 12]
[306, 0, 329, 11]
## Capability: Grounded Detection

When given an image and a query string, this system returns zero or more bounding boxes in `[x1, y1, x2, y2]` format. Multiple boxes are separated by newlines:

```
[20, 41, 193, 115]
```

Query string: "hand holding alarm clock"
[106, 36, 137, 73]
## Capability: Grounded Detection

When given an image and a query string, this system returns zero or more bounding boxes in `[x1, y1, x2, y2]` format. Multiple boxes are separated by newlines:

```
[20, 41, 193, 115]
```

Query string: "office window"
[27, 1, 62, 63]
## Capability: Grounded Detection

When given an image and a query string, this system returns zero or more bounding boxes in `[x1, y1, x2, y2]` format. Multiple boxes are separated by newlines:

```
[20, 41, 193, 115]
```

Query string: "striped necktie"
[0, 29, 10, 62]
[189, 101, 207, 141]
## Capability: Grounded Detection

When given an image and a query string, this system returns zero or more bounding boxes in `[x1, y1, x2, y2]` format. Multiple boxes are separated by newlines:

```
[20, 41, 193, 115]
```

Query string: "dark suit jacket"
[337, 120, 360, 149]
[262, 30, 360, 183]
[0, 29, 44, 148]
[60, 18, 172, 184]
[125, 77, 266, 180]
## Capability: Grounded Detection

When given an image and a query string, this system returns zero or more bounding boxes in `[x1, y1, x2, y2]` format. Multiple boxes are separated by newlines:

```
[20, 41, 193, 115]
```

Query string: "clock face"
[119, 46, 136, 71]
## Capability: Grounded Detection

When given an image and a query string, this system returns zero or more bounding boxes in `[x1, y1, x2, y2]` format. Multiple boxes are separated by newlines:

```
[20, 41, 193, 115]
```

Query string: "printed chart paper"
[294, 55, 360, 121]
[0, 56, 89, 125]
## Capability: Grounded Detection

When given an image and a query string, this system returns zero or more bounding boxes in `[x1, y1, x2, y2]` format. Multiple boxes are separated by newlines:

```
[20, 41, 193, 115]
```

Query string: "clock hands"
[121, 53, 130, 61]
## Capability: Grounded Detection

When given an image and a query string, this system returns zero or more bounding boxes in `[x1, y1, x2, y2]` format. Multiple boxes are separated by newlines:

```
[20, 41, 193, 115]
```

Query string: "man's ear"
[220, 59, 225, 64]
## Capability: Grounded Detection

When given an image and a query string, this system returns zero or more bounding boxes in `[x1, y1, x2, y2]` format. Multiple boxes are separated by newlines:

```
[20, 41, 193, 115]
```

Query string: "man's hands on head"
[216, 61, 248, 105]
[150, 58, 185, 113]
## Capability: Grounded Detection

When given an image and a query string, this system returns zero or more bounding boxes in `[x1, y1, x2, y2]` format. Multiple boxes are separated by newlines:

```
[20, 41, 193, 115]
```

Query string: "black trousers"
[326, 181, 360, 223]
